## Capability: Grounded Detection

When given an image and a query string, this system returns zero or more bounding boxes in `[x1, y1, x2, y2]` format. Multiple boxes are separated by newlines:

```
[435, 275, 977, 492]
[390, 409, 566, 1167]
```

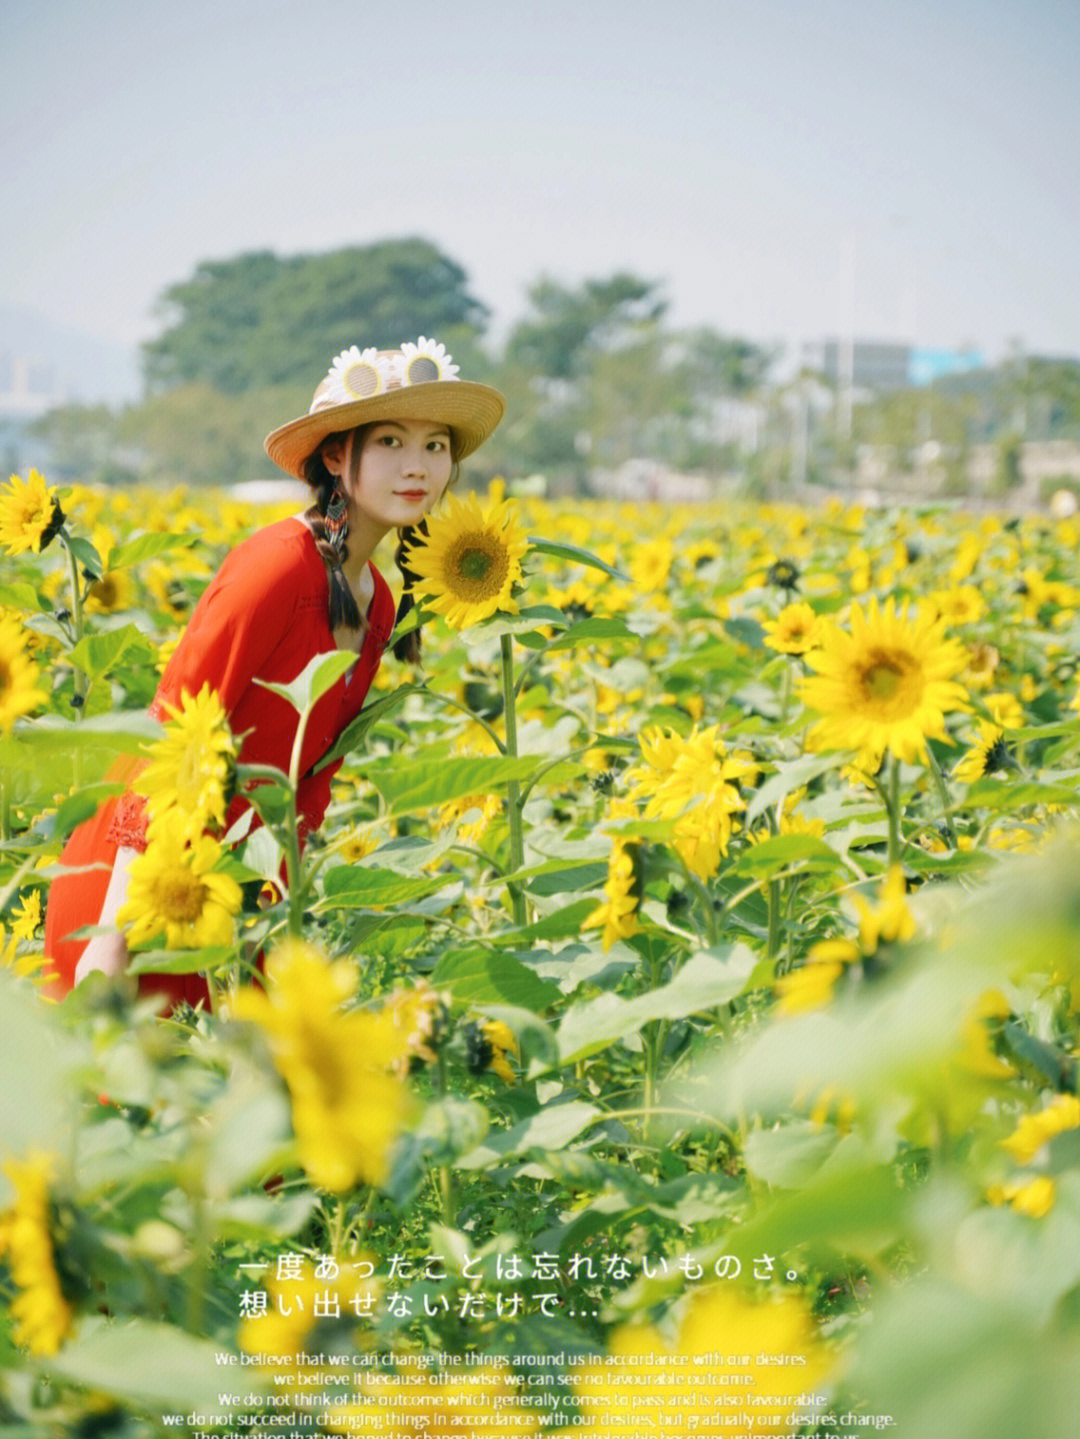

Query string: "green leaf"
[237, 825, 284, 886]
[728, 832, 845, 878]
[317, 865, 454, 909]
[430, 946, 561, 1012]
[0, 579, 44, 612]
[67, 534, 104, 579]
[1000, 1019, 1077, 1091]
[0, 971, 93, 1161]
[106, 531, 198, 570]
[34, 1316, 251, 1415]
[745, 754, 841, 824]
[546, 616, 639, 650]
[742, 1120, 843, 1187]
[0, 711, 162, 807]
[963, 776, 1080, 811]
[554, 946, 757, 1067]
[526, 861, 608, 896]
[55, 781, 123, 837]
[359, 751, 546, 815]
[469, 605, 568, 641]
[255, 648, 357, 714]
[844, 1275, 1080, 1439]
[385, 1097, 491, 1205]
[456, 1099, 602, 1169]
[314, 683, 430, 770]
[528, 537, 629, 581]
[498, 898, 603, 943]
[127, 945, 235, 976]
[68, 623, 156, 681]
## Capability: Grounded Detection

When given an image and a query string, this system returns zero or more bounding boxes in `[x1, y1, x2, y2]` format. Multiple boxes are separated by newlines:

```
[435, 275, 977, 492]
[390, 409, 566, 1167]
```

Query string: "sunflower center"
[153, 871, 208, 923]
[445, 533, 509, 600]
[0, 659, 9, 694]
[90, 576, 118, 608]
[858, 648, 920, 713]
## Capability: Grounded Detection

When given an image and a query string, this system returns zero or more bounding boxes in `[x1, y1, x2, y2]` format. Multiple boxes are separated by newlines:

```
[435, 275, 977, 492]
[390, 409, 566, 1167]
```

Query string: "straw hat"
[265, 338, 505, 479]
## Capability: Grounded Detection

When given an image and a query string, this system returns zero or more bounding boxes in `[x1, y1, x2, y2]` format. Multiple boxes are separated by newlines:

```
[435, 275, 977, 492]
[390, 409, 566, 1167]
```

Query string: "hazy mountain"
[0, 304, 142, 410]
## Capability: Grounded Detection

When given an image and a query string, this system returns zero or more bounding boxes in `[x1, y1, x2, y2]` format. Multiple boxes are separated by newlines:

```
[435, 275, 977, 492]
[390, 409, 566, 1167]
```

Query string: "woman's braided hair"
[303, 431, 362, 631]
[303, 425, 459, 660]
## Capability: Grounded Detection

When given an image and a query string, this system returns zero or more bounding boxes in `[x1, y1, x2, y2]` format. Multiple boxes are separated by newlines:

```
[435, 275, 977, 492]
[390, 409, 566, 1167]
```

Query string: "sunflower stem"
[766, 878, 782, 961]
[925, 744, 959, 849]
[499, 633, 527, 926]
[886, 757, 901, 867]
[59, 527, 88, 719]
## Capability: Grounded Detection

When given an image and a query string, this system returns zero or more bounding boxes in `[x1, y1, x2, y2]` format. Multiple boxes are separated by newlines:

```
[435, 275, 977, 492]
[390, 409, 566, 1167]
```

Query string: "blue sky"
[3, 0, 1078, 386]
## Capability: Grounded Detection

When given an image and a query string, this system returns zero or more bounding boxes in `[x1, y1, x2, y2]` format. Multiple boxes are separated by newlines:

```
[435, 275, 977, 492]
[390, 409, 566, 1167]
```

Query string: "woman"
[43, 338, 504, 1007]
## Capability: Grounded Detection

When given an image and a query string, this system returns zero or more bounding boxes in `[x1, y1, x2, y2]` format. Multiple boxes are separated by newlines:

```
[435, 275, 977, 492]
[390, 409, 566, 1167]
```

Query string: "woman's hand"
[75, 930, 131, 985]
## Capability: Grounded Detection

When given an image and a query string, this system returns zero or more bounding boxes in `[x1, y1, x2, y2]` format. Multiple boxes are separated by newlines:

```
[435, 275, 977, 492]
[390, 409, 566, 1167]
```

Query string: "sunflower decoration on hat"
[264, 336, 504, 477]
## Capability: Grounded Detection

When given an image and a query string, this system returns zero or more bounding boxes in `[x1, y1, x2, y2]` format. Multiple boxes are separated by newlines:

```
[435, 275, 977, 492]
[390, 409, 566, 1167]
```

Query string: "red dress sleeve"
[106, 527, 307, 851]
[153, 531, 303, 718]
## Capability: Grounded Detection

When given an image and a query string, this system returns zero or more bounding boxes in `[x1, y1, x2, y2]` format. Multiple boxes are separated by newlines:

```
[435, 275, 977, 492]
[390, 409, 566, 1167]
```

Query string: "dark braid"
[302, 431, 362, 632]
[393, 523, 426, 663]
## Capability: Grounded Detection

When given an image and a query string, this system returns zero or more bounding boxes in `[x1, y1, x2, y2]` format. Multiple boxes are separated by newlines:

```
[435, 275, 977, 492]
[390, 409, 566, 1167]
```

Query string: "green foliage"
[142, 240, 490, 395]
[4, 482, 1080, 1437]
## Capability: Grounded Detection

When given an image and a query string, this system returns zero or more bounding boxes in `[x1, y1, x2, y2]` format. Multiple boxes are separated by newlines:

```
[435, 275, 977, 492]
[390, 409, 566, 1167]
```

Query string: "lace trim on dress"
[107, 791, 150, 852]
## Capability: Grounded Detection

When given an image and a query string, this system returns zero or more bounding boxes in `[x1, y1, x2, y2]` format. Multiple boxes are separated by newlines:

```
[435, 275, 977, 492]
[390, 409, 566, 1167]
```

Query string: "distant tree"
[114, 383, 307, 487]
[504, 272, 668, 381]
[496, 274, 771, 482]
[28, 404, 121, 484]
[142, 239, 490, 394]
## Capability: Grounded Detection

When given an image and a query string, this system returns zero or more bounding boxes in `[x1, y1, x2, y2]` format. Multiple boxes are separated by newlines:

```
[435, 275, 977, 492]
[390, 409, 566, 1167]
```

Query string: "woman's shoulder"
[218, 516, 320, 587]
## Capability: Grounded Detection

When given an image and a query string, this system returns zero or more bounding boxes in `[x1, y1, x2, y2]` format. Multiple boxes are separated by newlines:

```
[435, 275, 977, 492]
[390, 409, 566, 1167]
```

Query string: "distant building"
[805, 339, 989, 395]
[809, 340, 912, 394]
[0, 353, 65, 418]
[909, 348, 986, 386]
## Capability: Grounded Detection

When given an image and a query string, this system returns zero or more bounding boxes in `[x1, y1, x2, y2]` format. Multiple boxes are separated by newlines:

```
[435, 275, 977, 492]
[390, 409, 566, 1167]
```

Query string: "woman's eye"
[428, 439, 446, 451]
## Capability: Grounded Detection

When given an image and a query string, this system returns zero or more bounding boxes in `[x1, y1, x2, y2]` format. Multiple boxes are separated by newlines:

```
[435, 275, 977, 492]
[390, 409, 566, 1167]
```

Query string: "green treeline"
[27, 237, 1080, 495]
[30, 237, 771, 491]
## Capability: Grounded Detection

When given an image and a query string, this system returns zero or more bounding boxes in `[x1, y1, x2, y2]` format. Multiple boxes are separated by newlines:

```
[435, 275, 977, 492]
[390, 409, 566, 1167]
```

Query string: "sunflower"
[463, 1018, 519, 1084]
[583, 835, 640, 950]
[799, 597, 969, 766]
[84, 529, 134, 614]
[761, 600, 824, 655]
[0, 1153, 73, 1355]
[573, 1285, 832, 1436]
[135, 683, 236, 837]
[116, 811, 242, 949]
[9, 889, 42, 940]
[986, 1176, 1056, 1218]
[630, 536, 674, 593]
[0, 615, 47, 734]
[1000, 1095, 1080, 1165]
[405, 490, 529, 629]
[953, 721, 1010, 784]
[230, 939, 411, 1190]
[625, 726, 755, 880]
[0, 470, 64, 556]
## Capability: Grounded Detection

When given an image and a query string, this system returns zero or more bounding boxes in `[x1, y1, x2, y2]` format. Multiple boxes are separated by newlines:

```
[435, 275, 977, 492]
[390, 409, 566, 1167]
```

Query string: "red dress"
[43, 517, 395, 1009]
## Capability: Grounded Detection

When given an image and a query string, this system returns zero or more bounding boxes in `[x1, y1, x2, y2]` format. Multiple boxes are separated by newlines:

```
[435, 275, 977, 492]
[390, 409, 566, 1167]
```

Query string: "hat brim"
[264, 380, 505, 479]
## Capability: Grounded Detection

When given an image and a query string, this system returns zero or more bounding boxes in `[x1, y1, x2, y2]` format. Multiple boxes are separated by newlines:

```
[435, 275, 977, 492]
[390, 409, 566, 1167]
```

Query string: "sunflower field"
[3, 468, 1080, 1439]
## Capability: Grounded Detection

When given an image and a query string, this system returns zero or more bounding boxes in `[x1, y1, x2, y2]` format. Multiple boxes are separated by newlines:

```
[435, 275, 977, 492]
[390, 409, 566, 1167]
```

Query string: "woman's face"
[328, 419, 454, 534]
